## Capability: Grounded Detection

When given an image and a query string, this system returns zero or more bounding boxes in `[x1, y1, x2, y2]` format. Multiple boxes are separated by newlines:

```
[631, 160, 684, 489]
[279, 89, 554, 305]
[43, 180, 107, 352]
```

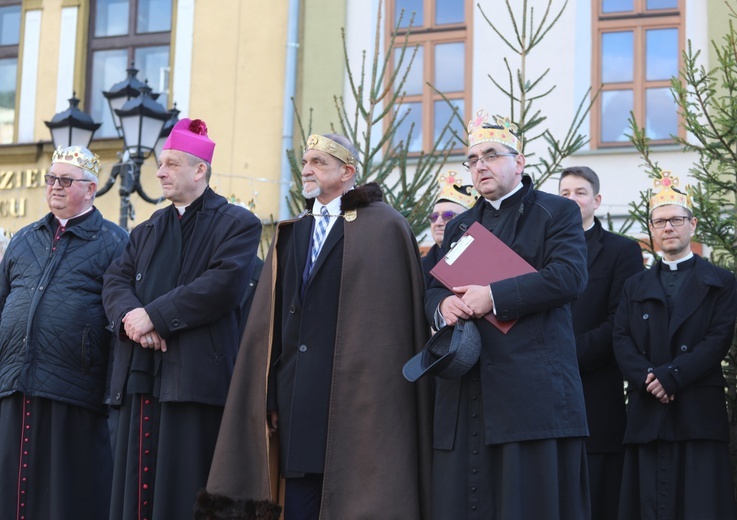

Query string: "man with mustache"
[198, 133, 431, 520]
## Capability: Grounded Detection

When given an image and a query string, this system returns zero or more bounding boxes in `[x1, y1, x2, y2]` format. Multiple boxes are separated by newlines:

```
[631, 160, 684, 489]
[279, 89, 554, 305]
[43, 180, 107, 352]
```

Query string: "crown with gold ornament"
[467, 109, 522, 153]
[306, 134, 356, 166]
[435, 171, 477, 209]
[650, 170, 693, 212]
[51, 145, 100, 177]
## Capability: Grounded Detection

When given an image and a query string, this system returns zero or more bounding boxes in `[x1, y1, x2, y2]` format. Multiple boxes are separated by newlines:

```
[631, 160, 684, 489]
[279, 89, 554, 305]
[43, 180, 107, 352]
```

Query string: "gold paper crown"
[51, 146, 100, 177]
[650, 170, 693, 212]
[435, 171, 477, 209]
[306, 134, 356, 166]
[467, 110, 522, 153]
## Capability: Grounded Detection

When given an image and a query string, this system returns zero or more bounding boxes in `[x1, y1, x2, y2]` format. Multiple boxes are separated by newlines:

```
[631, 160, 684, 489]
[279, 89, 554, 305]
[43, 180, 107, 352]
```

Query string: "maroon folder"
[429, 221, 536, 334]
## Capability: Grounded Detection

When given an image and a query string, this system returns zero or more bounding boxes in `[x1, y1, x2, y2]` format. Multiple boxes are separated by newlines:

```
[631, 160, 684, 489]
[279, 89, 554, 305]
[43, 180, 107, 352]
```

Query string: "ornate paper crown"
[51, 145, 100, 177]
[467, 109, 522, 153]
[650, 170, 693, 212]
[306, 134, 356, 166]
[435, 171, 477, 209]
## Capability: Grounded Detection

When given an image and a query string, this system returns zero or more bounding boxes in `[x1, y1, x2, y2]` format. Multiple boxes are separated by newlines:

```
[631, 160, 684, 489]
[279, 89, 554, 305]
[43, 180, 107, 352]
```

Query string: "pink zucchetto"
[162, 118, 215, 163]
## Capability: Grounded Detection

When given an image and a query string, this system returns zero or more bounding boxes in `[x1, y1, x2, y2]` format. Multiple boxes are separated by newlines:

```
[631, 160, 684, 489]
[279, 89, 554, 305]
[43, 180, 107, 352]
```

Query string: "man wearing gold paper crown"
[424, 111, 590, 519]
[0, 146, 128, 519]
[102, 118, 262, 519]
[197, 133, 431, 520]
[422, 172, 476, 286]
[613, 171, 737, 519]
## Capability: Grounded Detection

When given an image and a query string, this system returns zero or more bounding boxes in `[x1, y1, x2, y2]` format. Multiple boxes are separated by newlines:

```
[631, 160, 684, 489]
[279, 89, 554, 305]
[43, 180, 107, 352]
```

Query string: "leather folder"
[429, 221, 536, 334]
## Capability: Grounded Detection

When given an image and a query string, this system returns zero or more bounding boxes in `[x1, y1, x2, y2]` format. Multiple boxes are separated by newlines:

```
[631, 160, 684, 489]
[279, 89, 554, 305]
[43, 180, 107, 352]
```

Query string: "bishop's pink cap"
[162, 118, 215, 163]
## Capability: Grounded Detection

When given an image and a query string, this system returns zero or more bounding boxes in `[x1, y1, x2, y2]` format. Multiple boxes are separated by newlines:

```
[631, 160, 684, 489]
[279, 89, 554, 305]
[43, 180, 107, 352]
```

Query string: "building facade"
[0, 0, 729, 236]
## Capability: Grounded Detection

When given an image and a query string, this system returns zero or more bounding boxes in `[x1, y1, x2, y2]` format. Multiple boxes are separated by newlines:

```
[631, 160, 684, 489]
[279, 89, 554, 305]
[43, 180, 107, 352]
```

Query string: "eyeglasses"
[44, 174, 93, 188]
[462, 151, 518, 170]
[429, 210, 458, 223]
[650, 216, 691, 228]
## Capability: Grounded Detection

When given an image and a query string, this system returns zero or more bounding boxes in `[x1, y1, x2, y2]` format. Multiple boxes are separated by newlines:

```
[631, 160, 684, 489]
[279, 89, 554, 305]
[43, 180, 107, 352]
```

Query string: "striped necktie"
[310, 206, 330, 272]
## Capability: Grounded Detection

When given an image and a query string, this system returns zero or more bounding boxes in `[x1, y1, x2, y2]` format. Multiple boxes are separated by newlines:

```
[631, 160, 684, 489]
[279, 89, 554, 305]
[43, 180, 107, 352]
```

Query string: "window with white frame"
[0, 1, 21, 144]
[87, 0, 172, 137]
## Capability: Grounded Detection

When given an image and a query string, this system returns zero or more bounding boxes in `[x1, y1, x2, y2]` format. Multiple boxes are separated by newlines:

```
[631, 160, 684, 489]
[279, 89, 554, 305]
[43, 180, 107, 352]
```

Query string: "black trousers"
[284, 473, 323, 520]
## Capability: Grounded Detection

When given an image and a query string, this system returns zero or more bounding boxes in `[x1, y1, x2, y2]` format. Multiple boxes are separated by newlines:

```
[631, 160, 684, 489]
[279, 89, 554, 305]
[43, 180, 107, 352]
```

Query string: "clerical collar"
[662, 251, 694, 271]
[174, 188, 208, 216]
[55, 206, 94, 227]
[484, 181, 524, 210]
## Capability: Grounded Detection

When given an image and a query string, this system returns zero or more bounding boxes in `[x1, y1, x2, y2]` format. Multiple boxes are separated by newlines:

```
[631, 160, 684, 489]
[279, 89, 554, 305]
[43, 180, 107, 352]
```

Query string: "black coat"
[269, 213, 345, 474]
[103, 189, 261, 406]
[421, 243, 442, 288]
[0, 209, 127, 414]
[571, 218, 643, 452]
[426, 176, 590, 445]
[613, 256, 737, 443]
[238, 256, 264, 339]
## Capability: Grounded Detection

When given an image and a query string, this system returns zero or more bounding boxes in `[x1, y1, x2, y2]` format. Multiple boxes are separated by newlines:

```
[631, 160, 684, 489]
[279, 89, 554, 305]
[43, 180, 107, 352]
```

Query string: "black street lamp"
[44, 94, 101, 149]
[102, 65, 148, 137]
[97, 84, 171, 230]
[46, 66, 176, 231]
[154, 105, 180, 161]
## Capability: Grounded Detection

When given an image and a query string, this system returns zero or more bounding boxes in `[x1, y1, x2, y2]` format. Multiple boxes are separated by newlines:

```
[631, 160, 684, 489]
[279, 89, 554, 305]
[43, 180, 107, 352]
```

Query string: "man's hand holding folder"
[429, 222, 536, 334]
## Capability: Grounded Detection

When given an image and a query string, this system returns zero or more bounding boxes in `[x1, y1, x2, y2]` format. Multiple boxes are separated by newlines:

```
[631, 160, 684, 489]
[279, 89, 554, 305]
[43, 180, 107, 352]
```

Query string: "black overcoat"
[613, 255, 737, 443]
[426, 175, 590, 446]
[269, 211, 345, 474]
[421, 243, 442, 288]
[572, 218, 643, 452]
[103, 189, 261, 406]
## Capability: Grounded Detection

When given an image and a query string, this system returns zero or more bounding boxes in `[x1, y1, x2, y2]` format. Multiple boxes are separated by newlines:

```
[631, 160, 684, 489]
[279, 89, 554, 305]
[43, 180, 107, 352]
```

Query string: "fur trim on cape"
[305, 182, 383, 212]
[193, 490, 282, 520]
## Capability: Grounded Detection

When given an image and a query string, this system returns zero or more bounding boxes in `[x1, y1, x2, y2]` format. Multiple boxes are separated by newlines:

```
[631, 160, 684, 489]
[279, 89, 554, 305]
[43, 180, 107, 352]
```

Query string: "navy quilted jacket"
[0, 209, 127, 415]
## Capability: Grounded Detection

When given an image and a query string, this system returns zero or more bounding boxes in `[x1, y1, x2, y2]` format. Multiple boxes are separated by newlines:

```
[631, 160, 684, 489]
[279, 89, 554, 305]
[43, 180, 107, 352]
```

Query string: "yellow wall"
[298, 0, 348, 135]
[187, 0, 289, 222]
[0, 0, 292, 232]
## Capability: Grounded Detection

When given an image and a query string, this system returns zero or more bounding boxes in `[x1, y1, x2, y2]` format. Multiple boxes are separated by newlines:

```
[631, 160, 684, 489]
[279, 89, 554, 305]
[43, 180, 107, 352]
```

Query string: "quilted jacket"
[0, 209, 127, 415]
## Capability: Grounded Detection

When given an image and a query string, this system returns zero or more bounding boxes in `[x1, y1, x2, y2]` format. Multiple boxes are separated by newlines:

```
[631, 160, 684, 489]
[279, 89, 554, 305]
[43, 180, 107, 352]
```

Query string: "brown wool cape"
[199, 187, 432, 519]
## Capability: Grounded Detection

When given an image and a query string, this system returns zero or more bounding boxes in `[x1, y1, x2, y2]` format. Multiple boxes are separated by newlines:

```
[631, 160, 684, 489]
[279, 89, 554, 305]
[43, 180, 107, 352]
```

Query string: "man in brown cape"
[196, 133, 432, 520]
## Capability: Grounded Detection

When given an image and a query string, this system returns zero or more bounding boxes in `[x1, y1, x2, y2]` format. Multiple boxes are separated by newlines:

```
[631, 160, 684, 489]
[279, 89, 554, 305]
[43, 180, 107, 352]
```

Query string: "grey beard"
[302, 184, 321, 199]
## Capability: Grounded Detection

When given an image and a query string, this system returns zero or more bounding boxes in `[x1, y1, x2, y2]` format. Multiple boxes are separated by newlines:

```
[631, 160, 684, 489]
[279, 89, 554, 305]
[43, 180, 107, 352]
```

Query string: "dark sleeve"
[145, 212, 262, 338]
[0, 235, 15, 317]
[652, 273, 737, 396]
[238, 257, 264, 337]
[612, 277, 652, 393]
[424, 225, 460, 325]
[102, 228, 147, 337]
[577, 237, 643, 371]
[490, 198, 588, 320]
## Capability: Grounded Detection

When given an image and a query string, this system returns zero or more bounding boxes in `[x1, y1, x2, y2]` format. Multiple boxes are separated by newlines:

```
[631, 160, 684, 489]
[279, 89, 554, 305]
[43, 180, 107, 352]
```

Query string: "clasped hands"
[439, 284, 494, 326]
[645, 372, 674, 404]
[123, 307, 167, 352]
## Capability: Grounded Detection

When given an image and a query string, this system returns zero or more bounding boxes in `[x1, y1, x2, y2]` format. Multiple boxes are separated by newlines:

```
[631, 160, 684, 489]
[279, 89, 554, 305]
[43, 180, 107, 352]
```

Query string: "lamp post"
[154, 105, 180, 161]
[102, 65, 149, 137]
[44, 94, 101, 149]
[96, 84, 171, 229]
[46, 66, 174, 230]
